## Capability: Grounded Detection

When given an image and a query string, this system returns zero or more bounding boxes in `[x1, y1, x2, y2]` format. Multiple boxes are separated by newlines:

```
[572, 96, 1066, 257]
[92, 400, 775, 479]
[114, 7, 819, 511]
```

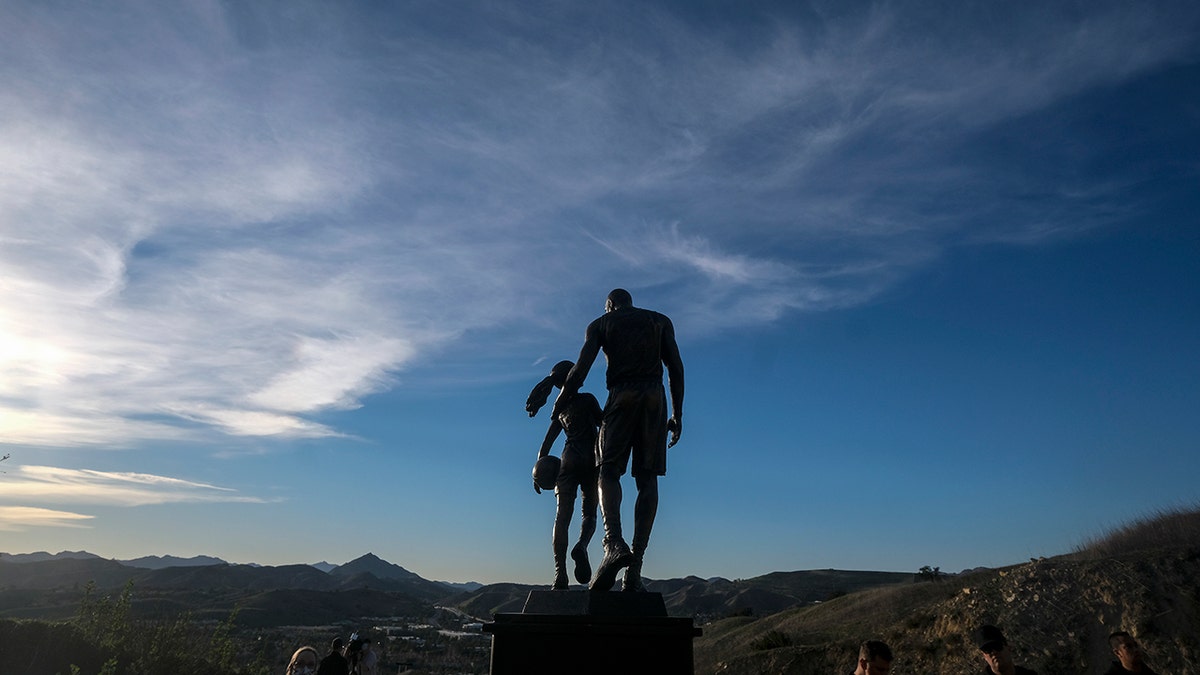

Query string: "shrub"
[750, 630, 793, 651]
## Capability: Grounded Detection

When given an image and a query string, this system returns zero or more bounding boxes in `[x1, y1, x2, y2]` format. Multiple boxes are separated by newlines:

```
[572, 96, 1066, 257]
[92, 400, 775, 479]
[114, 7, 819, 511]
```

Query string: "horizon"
[0, 547, 984, 581]
[1, 1, 1198, 586]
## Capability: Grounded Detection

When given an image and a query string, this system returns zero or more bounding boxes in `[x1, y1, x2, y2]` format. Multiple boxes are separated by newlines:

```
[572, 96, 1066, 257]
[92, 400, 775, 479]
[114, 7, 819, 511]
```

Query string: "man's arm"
[552, 318, 602, 417]
[661, 316, 684, 447]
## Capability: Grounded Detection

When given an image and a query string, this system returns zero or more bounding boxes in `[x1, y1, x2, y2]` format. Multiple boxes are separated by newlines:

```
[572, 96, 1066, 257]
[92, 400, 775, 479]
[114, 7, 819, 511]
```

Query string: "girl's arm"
[538, 419, 563, 459]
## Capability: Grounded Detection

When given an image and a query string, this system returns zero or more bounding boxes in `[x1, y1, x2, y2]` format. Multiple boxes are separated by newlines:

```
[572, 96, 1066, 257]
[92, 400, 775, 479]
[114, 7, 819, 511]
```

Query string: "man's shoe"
[622, 562, 646, 592]
[571, 542, 592, 585]
[589, 541, 633, 592]
[552, 568, 569, 590]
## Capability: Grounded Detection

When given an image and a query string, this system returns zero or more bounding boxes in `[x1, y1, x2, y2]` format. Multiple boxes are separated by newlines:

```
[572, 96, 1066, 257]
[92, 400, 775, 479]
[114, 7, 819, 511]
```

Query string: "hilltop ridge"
[694, 506, 1200, 674]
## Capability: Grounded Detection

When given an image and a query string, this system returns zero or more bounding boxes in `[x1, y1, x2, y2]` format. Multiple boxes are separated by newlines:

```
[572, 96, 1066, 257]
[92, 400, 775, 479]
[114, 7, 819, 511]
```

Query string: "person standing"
[852, 640, 893, 675]
[554, 288, 684, 592]
[1104, 632, 1158, 675]
[316, 637, 349, 675]
[975, 625, 1038, 675]
[285, 646, 319, 675]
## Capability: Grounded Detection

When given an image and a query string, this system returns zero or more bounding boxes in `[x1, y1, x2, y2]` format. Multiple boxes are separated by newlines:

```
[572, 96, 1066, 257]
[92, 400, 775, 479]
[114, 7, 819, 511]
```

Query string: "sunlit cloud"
[1, 465, 269, 507]
[0, 1, 1194, 448]
[0, 506, 94, 532]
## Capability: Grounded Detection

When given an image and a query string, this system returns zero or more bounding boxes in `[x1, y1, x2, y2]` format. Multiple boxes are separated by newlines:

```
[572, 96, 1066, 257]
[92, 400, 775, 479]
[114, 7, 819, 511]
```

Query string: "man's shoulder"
[1014, 666, 1038, 675]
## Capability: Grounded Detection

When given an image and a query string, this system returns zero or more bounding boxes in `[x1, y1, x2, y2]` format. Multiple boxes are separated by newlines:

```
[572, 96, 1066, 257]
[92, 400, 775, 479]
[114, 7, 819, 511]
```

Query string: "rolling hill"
[692, 507, 1200, 674]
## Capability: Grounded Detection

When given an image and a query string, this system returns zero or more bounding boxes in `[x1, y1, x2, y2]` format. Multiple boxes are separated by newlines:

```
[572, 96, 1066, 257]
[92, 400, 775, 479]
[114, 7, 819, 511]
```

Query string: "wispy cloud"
[0, 465, 268, 507]
[0, 506, 94, 532]
[1, 1, 1195, 447]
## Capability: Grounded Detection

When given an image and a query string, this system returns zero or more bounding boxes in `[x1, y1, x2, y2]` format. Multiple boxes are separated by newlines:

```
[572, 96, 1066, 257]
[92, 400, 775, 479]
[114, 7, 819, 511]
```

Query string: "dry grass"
[1073, 504, 1200, 559]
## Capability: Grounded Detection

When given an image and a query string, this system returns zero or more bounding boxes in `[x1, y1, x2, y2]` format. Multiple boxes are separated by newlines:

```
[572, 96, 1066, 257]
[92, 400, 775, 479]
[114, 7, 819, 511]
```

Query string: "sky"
[1, 1, 1198, 586]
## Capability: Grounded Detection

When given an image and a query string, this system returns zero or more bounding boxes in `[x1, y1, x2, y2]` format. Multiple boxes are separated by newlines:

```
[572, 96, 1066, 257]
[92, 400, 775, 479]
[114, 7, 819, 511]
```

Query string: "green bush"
[0, 582, 270, 675]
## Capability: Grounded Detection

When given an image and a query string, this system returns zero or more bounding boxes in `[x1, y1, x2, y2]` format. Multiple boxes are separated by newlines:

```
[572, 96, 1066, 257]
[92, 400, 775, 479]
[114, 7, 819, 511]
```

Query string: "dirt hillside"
[696, 546, 1200, 674]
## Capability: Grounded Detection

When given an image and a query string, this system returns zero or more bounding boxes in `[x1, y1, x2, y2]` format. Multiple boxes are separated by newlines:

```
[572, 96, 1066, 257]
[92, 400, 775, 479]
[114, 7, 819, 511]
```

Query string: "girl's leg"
[573, 477, 599, 583]
[552, 488, 576, 589]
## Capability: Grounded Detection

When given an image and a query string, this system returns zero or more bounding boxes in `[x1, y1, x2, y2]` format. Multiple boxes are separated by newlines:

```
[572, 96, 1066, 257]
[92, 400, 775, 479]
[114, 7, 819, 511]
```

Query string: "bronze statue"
[527, 360, 601, 590]
[553, 288, 684, 592]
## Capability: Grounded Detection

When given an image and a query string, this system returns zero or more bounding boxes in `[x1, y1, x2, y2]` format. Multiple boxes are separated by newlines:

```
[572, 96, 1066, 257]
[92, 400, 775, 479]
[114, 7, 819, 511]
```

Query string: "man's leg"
[623, 474, 658, 591]
[590, 463, 633, 591]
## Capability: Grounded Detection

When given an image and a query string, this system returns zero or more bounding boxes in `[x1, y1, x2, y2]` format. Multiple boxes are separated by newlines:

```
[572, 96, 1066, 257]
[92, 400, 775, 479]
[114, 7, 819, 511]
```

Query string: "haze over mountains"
[5, 508, 1198, 674]
[2, 550, 360, 572]
[0, 549, 915, 625]
[0, 551, 478, 591]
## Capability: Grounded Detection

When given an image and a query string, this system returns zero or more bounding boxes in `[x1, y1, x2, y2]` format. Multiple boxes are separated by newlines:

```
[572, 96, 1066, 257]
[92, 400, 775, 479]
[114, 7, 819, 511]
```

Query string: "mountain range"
[3, 550, 357, 572]
[0, 549, 916, 626]
[5, 507, 1197, 674]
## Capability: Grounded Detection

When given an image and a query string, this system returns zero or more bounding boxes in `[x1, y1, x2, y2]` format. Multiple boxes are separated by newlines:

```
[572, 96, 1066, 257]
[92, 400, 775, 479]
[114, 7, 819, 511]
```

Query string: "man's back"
[317, 652, 349, 675]
[593, 306, 671, 388]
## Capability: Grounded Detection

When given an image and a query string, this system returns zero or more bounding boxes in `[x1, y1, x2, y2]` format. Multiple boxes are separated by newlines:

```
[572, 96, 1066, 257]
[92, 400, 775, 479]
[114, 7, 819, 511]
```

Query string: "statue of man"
[553, 288, 684, 592]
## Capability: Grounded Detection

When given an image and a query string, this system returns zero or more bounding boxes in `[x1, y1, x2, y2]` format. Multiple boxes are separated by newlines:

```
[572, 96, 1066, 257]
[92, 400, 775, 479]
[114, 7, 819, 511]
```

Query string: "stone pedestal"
[483, 590, 701, 675]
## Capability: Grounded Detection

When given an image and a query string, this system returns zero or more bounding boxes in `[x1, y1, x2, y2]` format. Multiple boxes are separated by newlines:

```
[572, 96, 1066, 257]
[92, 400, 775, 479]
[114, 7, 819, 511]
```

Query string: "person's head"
[855, 640, 892, 675]
[330, 637, 345, 653]
[1109, 632, 1144, 670]
[549, 360, 574, 387]
[605, 288, 632, 313]
[975, 625, 1013, 675]
[287, 646, 318, 675]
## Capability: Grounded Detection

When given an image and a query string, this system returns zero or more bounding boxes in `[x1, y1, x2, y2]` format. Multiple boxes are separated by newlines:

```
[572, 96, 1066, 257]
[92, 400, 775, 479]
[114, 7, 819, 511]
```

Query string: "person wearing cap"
[316, 637, 349, 675]
[975, 624, 1038, 675]
[1104, 631, 1158, 675]
[852, 640, 893, 675]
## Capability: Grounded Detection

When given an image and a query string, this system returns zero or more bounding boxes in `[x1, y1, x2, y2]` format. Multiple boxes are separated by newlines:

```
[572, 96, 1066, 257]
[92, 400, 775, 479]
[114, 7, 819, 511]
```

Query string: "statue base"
[483, 590, 701, 675]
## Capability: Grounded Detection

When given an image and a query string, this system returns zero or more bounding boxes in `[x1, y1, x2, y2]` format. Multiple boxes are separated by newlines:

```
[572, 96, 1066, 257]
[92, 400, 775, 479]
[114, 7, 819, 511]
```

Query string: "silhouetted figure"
[553, 288, 683, 592]
[1104, 632, 1158, 675]
[529, 359, 601, 589]
[975, 625, 1037, 675]
[852, 640, 893, 675]
[316, 638, 349, 675]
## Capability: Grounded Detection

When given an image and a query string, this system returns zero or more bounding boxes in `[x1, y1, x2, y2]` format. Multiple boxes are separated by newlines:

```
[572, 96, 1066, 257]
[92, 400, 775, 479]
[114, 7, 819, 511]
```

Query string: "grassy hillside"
[696, 507, 1200, 674]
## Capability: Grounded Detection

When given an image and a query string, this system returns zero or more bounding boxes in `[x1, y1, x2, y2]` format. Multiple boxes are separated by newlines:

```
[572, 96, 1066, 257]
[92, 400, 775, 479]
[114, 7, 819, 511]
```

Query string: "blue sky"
[1, 1, 1197, 585]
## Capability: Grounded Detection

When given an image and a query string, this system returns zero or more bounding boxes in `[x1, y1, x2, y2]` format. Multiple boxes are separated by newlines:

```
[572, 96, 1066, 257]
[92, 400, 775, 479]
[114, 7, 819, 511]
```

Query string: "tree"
[917, 565, 944, 582]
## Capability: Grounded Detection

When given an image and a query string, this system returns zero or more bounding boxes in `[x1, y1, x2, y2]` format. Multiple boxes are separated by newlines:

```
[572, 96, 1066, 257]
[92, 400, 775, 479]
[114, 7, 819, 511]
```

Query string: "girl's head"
[287, 646, 319, 675]
[525, 360, 576, 417]
[549, 360, 574, 386]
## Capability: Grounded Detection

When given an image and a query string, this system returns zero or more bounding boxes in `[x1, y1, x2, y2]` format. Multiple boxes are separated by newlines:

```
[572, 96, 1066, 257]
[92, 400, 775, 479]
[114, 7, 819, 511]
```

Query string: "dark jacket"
[317, 651, 349, 675]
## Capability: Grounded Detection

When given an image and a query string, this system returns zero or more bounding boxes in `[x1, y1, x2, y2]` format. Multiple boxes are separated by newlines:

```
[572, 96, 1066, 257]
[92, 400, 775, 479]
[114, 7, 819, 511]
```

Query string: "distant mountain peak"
[331, 553, 420, 581]
[119, 554, 228, 570]
[0, 550, 101, 563]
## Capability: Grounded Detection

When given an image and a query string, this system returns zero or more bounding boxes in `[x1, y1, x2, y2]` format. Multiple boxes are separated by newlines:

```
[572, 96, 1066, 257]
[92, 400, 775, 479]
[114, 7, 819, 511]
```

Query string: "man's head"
[605, 288, 632, 313]
[1109, 632, 1144, 671]
[855, 640, 892, 675]
[330, 637, 344, 652]
[975, 625, 1013, 675]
